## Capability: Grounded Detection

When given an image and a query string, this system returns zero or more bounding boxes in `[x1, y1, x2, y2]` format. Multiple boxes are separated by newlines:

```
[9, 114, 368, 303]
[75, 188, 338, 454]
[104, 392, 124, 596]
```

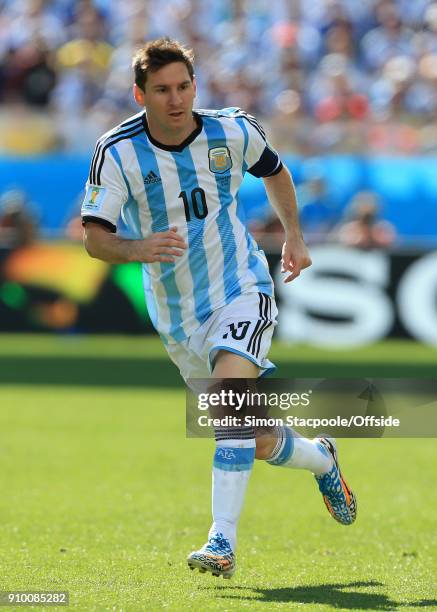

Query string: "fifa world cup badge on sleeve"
[208, 147, 232, 174]
[82, 185, 107, 213]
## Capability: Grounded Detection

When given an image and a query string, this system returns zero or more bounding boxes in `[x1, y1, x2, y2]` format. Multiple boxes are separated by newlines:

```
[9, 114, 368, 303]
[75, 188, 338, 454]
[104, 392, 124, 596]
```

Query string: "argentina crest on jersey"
[208, 146, 232, 174]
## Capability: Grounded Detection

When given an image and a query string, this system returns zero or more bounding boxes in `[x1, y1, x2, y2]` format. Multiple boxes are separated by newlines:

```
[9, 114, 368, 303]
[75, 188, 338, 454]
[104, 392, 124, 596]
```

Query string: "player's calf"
[188, 378, 256, 578]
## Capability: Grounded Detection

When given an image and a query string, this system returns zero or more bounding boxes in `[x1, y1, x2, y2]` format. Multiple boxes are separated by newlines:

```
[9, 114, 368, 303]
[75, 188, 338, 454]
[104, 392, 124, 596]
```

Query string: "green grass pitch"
[0, 335, 436, 611]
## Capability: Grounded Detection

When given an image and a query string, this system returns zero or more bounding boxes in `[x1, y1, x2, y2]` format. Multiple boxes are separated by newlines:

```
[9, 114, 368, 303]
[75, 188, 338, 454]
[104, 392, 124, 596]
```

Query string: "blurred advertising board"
[0, 242, 152, 334]
[270, 246, 437, 347]
[0, 242, 436, 346]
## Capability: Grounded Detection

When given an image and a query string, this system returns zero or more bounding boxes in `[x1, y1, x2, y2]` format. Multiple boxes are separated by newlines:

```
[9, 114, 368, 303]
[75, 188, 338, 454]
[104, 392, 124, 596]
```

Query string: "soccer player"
[81, 38, 356, 579]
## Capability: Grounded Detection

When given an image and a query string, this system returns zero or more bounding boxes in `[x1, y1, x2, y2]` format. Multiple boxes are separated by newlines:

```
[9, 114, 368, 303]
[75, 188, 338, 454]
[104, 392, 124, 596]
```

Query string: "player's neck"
[146, 113, 198, 147]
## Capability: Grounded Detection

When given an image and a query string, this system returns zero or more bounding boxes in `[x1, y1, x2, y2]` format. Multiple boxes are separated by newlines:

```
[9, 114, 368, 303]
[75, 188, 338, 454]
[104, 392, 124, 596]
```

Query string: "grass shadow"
[207, 581, 437, 610]
[0, 356, 434, 388]
[0, 356, 182, 388]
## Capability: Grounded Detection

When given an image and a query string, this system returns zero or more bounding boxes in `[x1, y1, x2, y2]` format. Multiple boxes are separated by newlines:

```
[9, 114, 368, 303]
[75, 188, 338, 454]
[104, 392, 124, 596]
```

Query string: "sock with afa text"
[209, 436, 256, 552]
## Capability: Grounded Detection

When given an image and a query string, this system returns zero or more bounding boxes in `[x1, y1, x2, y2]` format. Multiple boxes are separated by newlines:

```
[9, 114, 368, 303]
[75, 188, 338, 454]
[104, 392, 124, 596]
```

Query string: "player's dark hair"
[132, 37, 195, 91]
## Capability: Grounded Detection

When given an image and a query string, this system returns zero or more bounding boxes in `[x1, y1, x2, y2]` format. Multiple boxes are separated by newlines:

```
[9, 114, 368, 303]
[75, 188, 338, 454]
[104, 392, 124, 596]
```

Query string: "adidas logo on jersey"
[144, 170, 161, 185]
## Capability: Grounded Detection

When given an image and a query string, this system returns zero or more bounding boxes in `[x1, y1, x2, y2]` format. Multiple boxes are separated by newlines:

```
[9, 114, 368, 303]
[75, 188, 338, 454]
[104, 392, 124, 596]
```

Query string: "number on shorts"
[222, 321, 251, 340]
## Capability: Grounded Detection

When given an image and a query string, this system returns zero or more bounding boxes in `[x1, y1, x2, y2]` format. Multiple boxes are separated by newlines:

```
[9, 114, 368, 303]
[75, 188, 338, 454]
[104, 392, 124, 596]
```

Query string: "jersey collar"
[142, 112, 203, 152]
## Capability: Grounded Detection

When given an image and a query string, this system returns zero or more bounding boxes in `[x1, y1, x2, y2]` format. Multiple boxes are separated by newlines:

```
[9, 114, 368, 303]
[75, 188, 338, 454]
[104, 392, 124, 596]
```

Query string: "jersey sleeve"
[242, 113, 283, 178]
[81, 146, 128, 233]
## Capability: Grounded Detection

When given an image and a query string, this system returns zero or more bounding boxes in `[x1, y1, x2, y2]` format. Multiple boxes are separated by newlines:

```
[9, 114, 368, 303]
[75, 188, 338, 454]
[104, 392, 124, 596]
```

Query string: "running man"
[82, 37, 356, 579]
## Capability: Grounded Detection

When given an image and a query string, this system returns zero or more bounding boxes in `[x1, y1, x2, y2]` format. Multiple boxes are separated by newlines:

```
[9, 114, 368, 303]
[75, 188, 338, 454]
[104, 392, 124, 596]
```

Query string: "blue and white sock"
[209, 437, 256, 552]
[267, 427, 332, 475]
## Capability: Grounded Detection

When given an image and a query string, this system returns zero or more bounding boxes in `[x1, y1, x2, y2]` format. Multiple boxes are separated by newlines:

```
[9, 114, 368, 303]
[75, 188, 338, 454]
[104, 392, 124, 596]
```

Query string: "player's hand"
[281, 237, 312, 283]
[137, 226, 187, 263]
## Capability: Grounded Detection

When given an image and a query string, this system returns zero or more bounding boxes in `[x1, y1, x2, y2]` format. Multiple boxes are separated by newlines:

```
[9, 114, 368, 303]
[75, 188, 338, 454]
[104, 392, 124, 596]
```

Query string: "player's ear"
[192, 76, 197, 98]
[133, 83, 145, 106]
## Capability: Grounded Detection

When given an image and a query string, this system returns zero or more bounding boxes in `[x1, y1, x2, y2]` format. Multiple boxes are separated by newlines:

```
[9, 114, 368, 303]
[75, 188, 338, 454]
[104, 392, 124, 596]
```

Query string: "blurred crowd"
[251, 183, 398, 250]
[0, 0, 436, 155]
[0, 183, 398, 251]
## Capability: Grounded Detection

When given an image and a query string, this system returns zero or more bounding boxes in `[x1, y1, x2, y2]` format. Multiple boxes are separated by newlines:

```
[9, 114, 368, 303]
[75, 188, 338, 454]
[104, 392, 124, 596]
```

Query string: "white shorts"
[165, 292, 278, 381]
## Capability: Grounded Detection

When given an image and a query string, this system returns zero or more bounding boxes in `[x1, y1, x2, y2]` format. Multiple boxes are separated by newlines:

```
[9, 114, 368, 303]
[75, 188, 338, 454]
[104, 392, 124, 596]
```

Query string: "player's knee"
[255, 435, 275, 460]
[212, 350, 259, 379]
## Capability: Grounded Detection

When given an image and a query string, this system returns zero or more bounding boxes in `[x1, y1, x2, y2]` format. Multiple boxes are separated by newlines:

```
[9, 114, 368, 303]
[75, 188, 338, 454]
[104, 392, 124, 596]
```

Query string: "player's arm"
[81, 143, 186, 264]
[84, 222, 186, 264]
[242, 110, 311, 283]
[263, 165, 311, 283]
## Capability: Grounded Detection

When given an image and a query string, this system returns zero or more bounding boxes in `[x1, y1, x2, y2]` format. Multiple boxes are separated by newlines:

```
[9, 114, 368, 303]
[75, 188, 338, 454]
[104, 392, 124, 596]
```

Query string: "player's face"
[134, 62, 196, 137]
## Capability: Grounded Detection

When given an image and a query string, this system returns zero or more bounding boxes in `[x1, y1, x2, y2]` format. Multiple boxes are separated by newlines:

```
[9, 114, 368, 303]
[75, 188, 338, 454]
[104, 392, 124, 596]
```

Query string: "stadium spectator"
[0, 36, 56, 106]
[297, 171, 340, 241]
[360, 2, 415, 72]
[0, 189, 38, 249]
[54, 2, 113, 116]
[335, 191, 397, 249]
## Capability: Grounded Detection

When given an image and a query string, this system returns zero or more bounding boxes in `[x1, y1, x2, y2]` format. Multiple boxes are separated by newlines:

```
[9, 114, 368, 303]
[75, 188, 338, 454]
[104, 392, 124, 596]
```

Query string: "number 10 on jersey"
[179, 188, 208, 222]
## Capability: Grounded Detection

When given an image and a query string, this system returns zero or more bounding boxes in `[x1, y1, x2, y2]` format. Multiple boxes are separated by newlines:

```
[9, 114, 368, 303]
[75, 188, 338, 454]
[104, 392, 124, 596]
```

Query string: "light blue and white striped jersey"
[82, 107, 283, 343]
